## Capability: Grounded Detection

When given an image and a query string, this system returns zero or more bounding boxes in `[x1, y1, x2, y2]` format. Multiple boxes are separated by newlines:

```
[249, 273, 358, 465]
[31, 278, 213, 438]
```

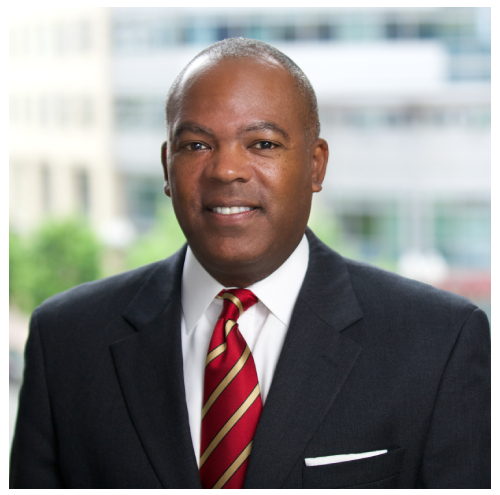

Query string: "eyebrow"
[173, 120, 291, 142]
[237, 121, 290, 142]
[173, 122, 215, 140]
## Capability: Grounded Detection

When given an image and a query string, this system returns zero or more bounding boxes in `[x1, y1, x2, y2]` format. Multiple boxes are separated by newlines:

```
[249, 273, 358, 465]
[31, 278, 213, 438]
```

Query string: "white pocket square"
[305, 449, 388, 467]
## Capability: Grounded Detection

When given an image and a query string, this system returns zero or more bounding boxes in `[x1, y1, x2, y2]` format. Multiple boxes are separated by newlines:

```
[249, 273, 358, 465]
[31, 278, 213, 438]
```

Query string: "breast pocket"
[302, 448, 405, 489]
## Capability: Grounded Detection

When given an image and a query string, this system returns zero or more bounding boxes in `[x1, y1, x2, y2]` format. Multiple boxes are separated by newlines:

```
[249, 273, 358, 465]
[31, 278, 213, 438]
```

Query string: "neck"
[192, 238, 303, 289]
[202, 262, 280, 289]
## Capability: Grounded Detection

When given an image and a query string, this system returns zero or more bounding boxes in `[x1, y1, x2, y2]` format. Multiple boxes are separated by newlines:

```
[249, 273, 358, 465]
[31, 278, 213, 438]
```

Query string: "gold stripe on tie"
[200, 384, 260, 467]
[216, 293, 244, 317]
[204, 321, 236, 367]
[205, 343, 227, 367]
[224, 320, 236, 337]
[201, 346, 251, 420]
[213, 441, 254, 489]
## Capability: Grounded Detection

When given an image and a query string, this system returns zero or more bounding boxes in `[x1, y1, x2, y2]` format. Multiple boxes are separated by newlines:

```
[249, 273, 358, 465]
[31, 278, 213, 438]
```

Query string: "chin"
[209, 246, 266, 270]
[193, 239, 268, 279]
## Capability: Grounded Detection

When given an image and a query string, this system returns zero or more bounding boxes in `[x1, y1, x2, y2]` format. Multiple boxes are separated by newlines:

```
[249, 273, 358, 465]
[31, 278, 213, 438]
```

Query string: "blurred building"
[9, 7, 490, 306]
[9, 8, 123, 237]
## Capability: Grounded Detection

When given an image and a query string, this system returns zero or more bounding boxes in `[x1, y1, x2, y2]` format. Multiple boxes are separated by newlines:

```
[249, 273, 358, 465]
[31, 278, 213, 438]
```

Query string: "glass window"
[115, 97, 164, 129]
[337, 201, 399, 262]
[182, 20, 215, 45]
[180, 25, 196, 44]
[125, 175, 164, 231]
[228, 25, 246, 38]
[150, 21, 177, 47]
[54, 95, 70, 127]
[41, 164, 51, 213]
[21, 26, 30, 56]
[318, 23, 336, 40]
[216, 24, 229, 42]
[39, 95, 49, 126]
[434, 201, 490, 269]
[25, 96, 32, 125]
[9, 29, 18, 56]
[385, 22, 398, 39]
[80, 96, 94, 127]
[113, 19, 151, 51]
[75, 169, 90, 216]
[79, 20, 92, 51]
[9, 96, 19, 124]
[36, 25, 48, 54]
[106, 7, 488, 82]
[283, 25, 296, 41]
[247, 24, 263, 40]
[55, 22, 68, 54]
[418, 22, 437, 38]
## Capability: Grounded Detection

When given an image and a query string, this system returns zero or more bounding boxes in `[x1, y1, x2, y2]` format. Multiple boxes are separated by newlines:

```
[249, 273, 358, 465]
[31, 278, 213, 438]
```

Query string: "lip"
[204, 200, 260, 209]
[205, 206, 260, 225]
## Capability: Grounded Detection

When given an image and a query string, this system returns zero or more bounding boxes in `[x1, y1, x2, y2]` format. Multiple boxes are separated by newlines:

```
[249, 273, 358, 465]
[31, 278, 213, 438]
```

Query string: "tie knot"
[216, 289, 258, 321]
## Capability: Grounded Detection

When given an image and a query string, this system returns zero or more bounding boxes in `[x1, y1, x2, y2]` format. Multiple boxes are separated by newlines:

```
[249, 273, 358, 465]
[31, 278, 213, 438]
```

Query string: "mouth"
[204, 204, 260, 226]
[210, 206, 257, 215]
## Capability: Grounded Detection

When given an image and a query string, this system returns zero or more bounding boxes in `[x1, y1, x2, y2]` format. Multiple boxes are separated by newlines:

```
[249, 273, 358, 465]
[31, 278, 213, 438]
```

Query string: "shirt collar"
[181, 234, 309, 335]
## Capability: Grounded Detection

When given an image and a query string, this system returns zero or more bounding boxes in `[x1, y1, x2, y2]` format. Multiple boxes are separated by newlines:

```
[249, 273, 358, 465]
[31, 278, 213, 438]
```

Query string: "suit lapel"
[110, 246, 202, 488]
[245, 230, 364, 488]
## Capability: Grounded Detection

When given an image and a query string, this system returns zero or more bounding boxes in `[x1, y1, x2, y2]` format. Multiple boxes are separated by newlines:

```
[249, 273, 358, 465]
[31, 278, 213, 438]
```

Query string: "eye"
[185, 142, 209, 151]
[252, 141, 278, 150]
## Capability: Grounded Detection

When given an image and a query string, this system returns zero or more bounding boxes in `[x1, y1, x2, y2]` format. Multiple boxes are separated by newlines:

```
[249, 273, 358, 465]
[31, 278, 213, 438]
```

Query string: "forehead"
[169, 57, 304, 134]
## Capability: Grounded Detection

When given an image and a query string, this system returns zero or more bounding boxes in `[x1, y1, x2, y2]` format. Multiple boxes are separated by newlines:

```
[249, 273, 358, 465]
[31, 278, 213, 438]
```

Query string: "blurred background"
[9, 7, 491, 444]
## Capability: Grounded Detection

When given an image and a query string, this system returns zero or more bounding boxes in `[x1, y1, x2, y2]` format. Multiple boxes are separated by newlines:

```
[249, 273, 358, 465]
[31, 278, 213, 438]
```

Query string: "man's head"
[166, 38, 321, 146]
[161, 38, 328, 287]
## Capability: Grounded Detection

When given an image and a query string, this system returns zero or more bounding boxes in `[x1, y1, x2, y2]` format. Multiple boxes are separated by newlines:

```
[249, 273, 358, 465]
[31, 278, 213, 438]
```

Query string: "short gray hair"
[165, 37, 320, 144]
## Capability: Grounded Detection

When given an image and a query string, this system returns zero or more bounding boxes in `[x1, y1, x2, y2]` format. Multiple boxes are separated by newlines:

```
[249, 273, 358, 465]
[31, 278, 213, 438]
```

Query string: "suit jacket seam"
[296, 294, 361, 333]
[296, 295, 329, 328]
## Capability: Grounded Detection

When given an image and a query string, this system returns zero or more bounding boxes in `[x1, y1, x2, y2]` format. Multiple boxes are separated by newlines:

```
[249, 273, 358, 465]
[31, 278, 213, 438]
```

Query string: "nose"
[205, 143, 252, 184]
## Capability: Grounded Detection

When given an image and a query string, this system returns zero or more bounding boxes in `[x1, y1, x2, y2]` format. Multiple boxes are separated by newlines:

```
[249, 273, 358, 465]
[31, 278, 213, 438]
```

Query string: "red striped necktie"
[200, 289, 262, 489]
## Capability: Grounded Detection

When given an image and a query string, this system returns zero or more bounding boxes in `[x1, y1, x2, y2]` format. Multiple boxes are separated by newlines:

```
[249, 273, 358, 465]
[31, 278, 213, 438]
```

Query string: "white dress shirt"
[181, 234, 309, 466]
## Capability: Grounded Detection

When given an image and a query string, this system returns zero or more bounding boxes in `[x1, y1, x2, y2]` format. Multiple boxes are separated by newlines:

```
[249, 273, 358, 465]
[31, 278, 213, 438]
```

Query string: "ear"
[161, 141, 171, 197]
[310, 138, 329, 193]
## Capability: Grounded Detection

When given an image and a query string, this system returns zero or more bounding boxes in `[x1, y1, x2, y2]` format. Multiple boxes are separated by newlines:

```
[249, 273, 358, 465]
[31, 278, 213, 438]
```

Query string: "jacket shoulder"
[37, 261, 160, 316]
[34, 245, 186, 324]
[343, 257, 478, 325]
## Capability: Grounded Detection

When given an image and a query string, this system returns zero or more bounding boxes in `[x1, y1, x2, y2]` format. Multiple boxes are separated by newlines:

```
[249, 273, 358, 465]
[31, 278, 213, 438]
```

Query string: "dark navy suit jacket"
[10, 230, 490, 488]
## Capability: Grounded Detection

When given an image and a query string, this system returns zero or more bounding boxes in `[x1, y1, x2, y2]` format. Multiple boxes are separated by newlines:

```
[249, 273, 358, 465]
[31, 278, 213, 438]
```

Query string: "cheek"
[264, 161, 312, 229]
[273, 158, 312, 203]
[169, 159, 200, 199]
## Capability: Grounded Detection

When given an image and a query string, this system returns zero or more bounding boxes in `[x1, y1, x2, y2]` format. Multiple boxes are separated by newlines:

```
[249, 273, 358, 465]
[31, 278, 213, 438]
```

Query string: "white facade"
[9, 7, 123, 234]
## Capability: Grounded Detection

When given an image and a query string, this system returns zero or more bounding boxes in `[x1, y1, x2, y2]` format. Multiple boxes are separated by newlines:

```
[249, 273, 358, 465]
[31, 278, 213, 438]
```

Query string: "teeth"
[213, 206, 253, 215]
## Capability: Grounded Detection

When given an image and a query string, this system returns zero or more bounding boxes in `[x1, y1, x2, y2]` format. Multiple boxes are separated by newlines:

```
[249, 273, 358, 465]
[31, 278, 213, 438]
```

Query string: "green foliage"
[126, 203, 186, 270]
[9, 231, 32, 309]
[307, 201, 358, 259]
[307, 200, 396, 271]
[9, 201, 396, 316]
[9, 218, 101, 313]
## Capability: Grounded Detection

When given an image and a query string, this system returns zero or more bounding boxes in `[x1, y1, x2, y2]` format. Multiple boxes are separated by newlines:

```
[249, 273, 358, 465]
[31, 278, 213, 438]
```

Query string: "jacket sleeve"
[419, 307, 490, 488]
[10, 309, 64, 488]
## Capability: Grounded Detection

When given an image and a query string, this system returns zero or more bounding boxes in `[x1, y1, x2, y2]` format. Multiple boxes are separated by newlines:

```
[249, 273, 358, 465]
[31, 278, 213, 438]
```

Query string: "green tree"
[9, 218, 102, 313]
[126, 203, 186, 270]
[9, 230, 32, 310]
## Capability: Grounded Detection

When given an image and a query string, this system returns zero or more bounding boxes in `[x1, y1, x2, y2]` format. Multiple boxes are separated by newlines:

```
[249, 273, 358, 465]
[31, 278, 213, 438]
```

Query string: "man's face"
[163, 57, 328, 287]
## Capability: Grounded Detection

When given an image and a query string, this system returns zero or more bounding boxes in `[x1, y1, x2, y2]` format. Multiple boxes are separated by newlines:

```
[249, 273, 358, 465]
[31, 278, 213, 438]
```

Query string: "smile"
[211, 207, 255, 215]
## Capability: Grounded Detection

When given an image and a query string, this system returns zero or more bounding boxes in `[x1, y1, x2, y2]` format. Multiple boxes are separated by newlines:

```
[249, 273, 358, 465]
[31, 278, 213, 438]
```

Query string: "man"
[10, 38, 490, 488]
